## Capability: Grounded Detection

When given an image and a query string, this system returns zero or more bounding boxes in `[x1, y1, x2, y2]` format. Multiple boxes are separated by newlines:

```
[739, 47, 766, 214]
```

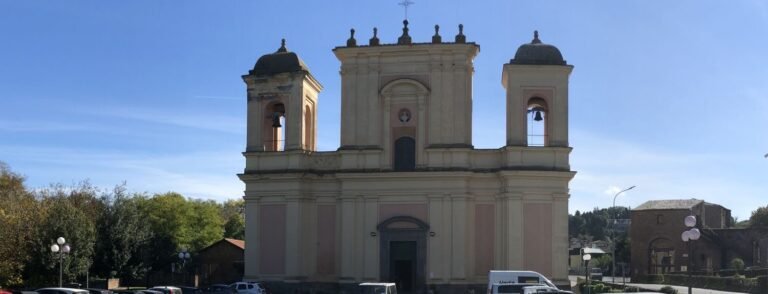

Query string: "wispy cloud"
[191, 95, 242, 101]
[569, 129, 768, 219]
[1, 144, 244, 201]
[0, 120, 104, 132]
[78, 106, 244, 134]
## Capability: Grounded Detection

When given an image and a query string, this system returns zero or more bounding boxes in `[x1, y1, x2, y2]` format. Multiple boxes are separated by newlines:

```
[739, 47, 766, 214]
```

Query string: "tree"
[749, 205, 768, 227]
[93, 185, 153, 280]
[188, 199, 224, 250]
[27, 194, 96, 286]
[136, 193, 224, 271]
[221, 199, 244, 240]
[0, 162, 39, 288]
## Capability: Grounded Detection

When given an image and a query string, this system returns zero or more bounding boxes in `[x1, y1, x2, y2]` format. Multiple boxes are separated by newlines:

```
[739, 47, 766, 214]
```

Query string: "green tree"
[28, 194, 96, 286]
[0, 162, 39, 288]
[94, 186, 153, 280]
[189, 199, 224, 250]
[750, 205, 768, 227]
[136, 193, 224, 270]
[220, 199, 245, 240]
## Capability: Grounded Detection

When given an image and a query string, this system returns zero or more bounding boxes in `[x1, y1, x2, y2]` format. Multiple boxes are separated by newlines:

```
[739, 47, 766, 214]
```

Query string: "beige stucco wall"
[241, 37, 574, 289]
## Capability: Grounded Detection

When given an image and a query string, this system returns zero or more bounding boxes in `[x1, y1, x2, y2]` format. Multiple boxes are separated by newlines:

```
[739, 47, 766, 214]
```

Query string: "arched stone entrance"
[377, 216, 428, 294]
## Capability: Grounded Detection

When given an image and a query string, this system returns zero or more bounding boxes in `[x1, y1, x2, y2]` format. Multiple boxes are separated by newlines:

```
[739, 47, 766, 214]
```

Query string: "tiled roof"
[225, 238, 245, 250]
[633, 199, 704, 211]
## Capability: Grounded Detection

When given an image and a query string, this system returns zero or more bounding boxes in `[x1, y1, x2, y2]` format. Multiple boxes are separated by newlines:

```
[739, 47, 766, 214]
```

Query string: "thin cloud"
[191, 95, 242, 101]
[78, 106, 244, 134]
[569, 129, 767, 220]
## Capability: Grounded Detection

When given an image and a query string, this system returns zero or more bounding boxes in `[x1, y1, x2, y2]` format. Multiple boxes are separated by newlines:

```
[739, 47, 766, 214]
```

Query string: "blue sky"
[1, 1, 766, 220]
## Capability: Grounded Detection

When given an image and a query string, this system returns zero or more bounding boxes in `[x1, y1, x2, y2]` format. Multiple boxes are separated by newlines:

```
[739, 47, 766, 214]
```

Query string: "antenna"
[398, 0, 415, 20]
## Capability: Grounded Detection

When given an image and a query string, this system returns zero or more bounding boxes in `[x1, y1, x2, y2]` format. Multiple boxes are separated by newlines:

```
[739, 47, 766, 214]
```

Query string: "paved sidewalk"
[567, 276, 748, 294]
[622, 282, 748, 294]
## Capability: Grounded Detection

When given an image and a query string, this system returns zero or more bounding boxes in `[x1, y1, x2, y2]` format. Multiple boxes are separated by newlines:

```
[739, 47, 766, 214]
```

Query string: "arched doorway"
[648, 238, 676, 274]
[377, 216, 428, 294]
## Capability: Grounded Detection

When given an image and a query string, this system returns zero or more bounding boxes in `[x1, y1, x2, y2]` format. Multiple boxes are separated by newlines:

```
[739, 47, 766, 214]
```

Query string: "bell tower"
[243, 39, 322, 152]
[503, 31, 572, 147]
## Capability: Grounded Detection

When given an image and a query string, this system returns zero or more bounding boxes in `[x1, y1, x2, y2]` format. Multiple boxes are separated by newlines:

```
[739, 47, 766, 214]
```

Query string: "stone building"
[631, 199, 768, 279]
[239, 21, 575, 293]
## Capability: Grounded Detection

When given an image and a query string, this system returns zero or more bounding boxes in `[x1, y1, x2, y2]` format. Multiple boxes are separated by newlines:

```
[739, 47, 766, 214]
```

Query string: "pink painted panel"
[259, 204, 286, 275]
[316, 205, 336, 275]
[523, 203, 553, 277]
[378, 204, 428, 223]
[475, 204, 495, 275]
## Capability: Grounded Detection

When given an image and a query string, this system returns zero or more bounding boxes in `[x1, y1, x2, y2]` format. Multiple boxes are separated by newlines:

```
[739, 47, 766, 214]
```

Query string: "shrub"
[659, 286, 677, 294]
[731, 258, 746, 273]
[623, 286, 641, 292]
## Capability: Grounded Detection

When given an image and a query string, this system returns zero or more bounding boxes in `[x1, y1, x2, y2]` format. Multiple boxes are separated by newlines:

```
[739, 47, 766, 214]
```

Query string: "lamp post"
[583, 253, 592, 294]
[682, 215, 701, 294]
[178, 249, 191, 286]
[50, 237, 71, 287]
[611, 185, 635, 283]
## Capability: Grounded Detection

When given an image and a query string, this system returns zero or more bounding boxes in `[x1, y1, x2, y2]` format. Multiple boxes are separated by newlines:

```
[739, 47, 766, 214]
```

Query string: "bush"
[731, 258, 746, 273]
[659, 286, 677, 294]
[623, 286, 641, 292]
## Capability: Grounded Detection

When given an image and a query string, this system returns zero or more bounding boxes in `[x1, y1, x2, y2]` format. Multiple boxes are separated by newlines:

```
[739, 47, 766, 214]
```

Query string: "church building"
[239, 21, 575, 293]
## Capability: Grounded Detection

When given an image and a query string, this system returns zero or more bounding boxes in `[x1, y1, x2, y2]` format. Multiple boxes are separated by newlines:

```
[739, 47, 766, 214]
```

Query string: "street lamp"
[611, 185, 635, 283]
[50, 237, 71, 287]
[178, 249, 191, 286]
[582, 253, 592, 294]
[682, 215, 701, 294]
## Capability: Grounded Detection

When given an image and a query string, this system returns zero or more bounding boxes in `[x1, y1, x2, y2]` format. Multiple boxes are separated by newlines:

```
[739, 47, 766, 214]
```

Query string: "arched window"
[265, 102, 285, 151]
[526, 97, 548, 146]
[304, 105, 313, 150]
[648, 238, 675, 274]
[394, 136, 415, 171]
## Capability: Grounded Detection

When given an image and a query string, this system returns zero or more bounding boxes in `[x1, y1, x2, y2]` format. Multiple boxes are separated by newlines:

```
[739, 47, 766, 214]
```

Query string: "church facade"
[239, 21, 575, 293]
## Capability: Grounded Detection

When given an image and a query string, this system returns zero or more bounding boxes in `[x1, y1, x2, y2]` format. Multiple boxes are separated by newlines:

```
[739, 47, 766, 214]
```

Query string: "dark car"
[86, 289, 111, 294]
[178, 287, 199, 294]
[201, 285, 234, 294]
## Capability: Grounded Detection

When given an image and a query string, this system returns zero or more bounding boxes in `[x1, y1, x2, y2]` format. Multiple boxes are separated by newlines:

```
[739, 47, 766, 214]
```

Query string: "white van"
[487, 271, 563, 294]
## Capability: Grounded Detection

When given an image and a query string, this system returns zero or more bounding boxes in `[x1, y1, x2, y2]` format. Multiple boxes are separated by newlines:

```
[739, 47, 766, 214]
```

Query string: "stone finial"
[369, 27, 380, 46]
[455, 24, 466, 43]
[397, 20, 412, 45]
[432, 24, 442, 43]
[347, 28, 357, 47]
[532, 30, 541, 44]
[277, 38, 287, 52]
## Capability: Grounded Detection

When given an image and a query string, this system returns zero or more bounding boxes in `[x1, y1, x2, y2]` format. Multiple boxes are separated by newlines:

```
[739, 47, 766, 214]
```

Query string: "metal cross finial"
[398, 0, 415, 20]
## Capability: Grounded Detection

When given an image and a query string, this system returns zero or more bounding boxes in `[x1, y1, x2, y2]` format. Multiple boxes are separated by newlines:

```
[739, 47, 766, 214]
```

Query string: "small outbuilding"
[197, 238, 245, 286]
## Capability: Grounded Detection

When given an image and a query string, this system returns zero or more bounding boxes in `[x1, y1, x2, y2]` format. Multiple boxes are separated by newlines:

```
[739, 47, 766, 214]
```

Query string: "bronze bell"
[272, 112, 282, 128]
[533, 110, 544, 122]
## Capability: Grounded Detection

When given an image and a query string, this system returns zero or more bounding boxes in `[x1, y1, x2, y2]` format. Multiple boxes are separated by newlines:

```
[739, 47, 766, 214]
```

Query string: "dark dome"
[251, 39, 310, 76]
[510, 31, 566, 66]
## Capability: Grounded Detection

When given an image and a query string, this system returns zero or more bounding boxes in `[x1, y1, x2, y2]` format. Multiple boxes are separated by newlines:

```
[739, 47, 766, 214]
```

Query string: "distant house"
[630, 199, 768, 279]
[198, 238, 245, 285]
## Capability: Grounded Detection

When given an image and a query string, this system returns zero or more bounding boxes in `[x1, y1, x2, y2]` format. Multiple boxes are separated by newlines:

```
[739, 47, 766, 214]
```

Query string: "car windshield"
[591, 268, 602, 273]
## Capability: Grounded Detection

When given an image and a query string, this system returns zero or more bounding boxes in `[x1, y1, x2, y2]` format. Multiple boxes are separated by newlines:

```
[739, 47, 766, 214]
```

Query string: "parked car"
[148, 287, 181, 294]
[589, 267, 603, 281]
[85, 288, 112, 294]
[139, 290, 163, 294]
[36, 288, 89, 294]
[359, 283, 397, 294]
[178, 287, 200, 294]
[229, 283, 263, 294]
[202, 285, 235, 294]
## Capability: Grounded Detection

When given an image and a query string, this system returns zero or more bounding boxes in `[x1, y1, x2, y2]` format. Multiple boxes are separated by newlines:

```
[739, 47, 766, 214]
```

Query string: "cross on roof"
[398, 0, 415, 20]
